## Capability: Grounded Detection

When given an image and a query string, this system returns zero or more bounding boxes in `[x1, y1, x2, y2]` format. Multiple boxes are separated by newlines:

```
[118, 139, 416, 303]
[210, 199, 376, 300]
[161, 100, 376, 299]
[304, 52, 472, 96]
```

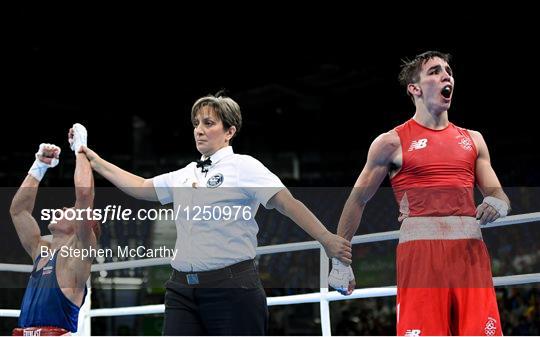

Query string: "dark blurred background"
[1, 4, 539, 335]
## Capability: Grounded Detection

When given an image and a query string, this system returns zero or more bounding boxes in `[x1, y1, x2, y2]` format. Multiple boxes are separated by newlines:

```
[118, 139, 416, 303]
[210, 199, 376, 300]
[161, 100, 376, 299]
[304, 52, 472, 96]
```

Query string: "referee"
[81, 93, 352, 335]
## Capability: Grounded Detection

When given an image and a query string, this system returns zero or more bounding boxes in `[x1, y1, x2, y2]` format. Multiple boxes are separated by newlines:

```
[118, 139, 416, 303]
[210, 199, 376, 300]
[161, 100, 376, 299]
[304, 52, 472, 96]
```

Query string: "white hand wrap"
[28, 143, 61, 182]
[328, 258, 355, 294]
[483, 196, 509, 217]
[70, 123, 88, 153]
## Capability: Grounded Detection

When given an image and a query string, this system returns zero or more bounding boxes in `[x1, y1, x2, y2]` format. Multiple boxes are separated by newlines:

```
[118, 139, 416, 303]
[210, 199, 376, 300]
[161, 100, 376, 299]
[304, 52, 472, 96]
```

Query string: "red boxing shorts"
[396, 216, 502, 336]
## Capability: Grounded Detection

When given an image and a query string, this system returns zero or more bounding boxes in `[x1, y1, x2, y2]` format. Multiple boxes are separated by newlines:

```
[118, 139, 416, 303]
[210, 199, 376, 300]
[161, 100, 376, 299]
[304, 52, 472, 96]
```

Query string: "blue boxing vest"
[18, 254, 87, 332]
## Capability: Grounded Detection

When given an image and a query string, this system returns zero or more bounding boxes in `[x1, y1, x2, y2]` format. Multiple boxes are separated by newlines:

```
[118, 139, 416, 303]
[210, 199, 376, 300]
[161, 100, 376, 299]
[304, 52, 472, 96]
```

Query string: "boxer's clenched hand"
[29, 143, 61, 181]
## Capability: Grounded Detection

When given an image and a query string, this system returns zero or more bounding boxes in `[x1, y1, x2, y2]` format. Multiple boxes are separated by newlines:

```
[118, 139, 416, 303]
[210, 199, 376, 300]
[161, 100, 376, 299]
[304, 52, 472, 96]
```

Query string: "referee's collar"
[200, 146, 234, 165]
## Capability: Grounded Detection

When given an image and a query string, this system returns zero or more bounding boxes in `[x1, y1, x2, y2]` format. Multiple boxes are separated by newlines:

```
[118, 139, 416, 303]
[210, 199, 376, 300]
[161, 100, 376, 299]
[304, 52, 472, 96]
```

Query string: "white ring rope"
[2, 272, 539, 319]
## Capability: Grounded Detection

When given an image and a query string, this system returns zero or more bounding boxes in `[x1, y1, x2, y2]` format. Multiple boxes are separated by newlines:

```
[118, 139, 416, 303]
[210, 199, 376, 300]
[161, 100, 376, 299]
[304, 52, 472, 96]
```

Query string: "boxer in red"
[328, 51, 510, 335]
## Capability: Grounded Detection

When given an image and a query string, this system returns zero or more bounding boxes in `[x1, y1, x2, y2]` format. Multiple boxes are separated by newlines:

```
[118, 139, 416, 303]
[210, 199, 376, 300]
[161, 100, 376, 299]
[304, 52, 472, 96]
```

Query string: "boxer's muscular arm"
[337, 131, 401, 241]
[10, 175, 43, 259]
[80, 146, 158, 201]
[73, 152, 95, 247]
[60, 126, 95, 304]
[10, 145, 59, 259]
[469, 131, 510, 205]
[469, 130, 511, 224]
[61, 152, 95, 301]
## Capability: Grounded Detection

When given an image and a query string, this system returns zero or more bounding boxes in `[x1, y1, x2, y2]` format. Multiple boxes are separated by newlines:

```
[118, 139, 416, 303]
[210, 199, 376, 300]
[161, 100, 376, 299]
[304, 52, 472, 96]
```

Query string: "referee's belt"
[172, 259, 256, 285]
[12, 326, 70, 336]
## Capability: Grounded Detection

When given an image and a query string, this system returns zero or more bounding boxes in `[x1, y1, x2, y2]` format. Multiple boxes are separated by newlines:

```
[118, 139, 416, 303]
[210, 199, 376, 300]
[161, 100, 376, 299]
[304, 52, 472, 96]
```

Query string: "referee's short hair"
[191, 91, 242, 143]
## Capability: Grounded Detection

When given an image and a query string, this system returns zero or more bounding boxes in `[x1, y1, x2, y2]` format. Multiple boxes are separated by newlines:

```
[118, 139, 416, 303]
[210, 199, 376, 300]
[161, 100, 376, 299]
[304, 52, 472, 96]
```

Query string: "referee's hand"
[321, 232, 352, 265]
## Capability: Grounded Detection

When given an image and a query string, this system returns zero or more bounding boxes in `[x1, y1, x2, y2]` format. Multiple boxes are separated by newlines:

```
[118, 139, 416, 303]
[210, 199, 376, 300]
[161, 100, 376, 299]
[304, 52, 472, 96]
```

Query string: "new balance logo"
[405, 329, 421, 336]
[408, 139, 428, 151]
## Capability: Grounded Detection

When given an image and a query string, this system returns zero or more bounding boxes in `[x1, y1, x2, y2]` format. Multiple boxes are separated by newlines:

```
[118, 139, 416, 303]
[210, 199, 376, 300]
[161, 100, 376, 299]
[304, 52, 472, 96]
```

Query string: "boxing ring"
[1, 212, 540, 336]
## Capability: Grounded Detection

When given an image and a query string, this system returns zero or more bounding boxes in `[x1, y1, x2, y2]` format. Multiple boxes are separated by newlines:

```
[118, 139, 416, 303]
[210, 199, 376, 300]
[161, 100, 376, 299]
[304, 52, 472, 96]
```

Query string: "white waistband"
[399, 216, 482, 243]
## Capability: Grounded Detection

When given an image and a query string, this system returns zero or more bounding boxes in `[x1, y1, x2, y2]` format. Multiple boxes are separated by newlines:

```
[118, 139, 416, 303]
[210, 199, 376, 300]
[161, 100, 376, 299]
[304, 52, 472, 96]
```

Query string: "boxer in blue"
[10, 124, 99, 336]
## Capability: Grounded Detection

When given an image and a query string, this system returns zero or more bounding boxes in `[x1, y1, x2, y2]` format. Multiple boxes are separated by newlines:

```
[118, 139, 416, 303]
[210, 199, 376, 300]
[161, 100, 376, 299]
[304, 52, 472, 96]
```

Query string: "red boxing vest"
[390, 118, 478, 219]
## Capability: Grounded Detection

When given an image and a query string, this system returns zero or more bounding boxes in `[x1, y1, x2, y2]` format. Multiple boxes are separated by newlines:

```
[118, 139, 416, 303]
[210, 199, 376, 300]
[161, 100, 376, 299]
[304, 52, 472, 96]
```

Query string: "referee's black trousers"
[162, 260, 268, 336]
